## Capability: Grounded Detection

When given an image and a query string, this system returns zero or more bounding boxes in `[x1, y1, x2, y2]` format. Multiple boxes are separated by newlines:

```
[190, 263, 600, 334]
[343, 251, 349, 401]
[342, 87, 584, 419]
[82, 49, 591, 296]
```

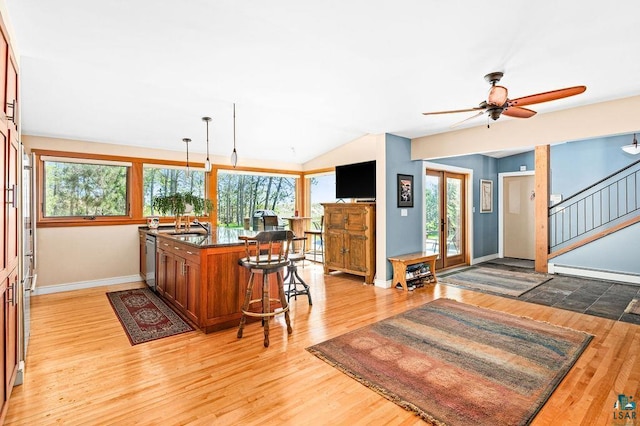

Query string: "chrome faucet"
[192, 219, 212, 235]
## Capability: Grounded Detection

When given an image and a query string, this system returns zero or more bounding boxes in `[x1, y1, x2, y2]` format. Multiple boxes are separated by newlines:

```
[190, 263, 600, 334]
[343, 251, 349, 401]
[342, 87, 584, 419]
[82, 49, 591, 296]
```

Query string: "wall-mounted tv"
[335, 160, 376, 200]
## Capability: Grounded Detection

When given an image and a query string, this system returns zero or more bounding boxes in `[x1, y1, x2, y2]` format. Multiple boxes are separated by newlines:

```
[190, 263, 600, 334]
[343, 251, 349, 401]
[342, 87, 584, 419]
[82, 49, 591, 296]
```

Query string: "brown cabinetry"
[143, 232, 278, 334]
[156, 239, 201, 325]
[0, 15, 20, 422]
[322, 203, 376, 284]
[4, 268, 18, 397]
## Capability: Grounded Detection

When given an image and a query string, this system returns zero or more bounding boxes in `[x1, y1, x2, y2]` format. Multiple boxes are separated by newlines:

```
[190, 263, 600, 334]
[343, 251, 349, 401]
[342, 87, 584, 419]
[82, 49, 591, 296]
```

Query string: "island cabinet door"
[163, 254, 177, 304]
[156, 249, 167, 295]
[174, 257, 200, 324]
[184, 261, 200, 324]
[156, 247, 175, 299]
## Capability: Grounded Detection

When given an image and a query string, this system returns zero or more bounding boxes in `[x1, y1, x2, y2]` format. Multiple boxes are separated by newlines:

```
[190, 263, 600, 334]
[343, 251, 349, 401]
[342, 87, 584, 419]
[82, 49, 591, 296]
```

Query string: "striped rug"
[440, 266, 551, 297]
[307, 298, 592, 426]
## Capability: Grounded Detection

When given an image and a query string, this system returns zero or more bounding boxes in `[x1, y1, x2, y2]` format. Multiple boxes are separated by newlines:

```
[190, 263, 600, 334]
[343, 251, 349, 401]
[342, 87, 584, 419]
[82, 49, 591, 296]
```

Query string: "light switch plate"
[401, 209, 408, 216]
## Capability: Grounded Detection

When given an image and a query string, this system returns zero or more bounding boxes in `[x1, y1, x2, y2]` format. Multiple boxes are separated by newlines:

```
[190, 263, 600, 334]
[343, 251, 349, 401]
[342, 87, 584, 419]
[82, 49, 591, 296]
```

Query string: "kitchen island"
[139, 226, 281, 333]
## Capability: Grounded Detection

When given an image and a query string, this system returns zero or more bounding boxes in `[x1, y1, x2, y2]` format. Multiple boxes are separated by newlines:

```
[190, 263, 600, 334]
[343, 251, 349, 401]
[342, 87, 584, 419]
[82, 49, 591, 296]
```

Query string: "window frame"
[34, 150, 312, 229]
[41, 156, 131, 220]
[34, 150, 207, 228]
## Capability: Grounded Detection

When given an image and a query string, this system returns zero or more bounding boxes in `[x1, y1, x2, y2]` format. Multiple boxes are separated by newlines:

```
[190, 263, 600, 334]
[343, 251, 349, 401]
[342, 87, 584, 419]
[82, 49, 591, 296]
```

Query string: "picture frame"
[397, 174, 414, 208]
[480, 179, 493, 213]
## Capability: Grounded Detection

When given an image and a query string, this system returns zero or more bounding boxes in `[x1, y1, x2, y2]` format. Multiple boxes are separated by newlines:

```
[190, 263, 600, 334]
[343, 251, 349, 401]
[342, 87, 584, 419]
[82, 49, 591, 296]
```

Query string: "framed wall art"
[480, 179, 493, 213]
[397, 174, 414, 208]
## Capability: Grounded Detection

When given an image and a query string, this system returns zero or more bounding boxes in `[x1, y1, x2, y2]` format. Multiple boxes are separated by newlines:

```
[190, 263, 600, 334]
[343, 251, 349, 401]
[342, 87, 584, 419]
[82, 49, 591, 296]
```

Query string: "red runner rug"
[307, 298, 592, 425]
[107, 288, 194, 345]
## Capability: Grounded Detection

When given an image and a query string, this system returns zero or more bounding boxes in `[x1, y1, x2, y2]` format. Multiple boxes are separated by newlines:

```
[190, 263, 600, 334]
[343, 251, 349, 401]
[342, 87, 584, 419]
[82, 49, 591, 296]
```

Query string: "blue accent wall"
[497, 151, 534, 173]
[385, 134, 423, 279]
[551, 134, 639, 198]
[552, 221, 640, 275]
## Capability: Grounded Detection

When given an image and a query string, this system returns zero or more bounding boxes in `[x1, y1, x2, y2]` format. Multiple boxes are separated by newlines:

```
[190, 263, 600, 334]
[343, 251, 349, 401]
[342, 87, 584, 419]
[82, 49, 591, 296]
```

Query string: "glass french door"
[425, 170, 466, 269]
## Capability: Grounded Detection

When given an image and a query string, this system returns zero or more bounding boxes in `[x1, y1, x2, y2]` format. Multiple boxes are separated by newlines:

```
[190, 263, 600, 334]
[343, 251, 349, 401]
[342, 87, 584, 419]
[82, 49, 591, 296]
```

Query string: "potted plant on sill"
[152, 192, 213, 231]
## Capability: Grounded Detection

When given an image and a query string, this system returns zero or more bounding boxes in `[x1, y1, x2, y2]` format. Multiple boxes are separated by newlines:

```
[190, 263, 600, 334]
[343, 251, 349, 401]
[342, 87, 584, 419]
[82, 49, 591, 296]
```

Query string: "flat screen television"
[335, 160, 376, 200]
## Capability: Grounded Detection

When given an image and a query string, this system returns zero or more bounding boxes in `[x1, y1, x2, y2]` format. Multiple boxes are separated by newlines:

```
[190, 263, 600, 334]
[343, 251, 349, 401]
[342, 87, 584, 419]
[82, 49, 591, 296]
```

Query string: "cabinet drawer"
[158, 239, 201, 264]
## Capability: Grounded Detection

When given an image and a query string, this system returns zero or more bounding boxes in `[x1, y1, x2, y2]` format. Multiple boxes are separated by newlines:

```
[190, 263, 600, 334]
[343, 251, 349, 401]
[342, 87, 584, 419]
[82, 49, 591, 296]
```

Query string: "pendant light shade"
[202, 116, 212, 172]
[622, 133, 640, 155]
[183, 138, 191, 177]
[231, 103, 238, 168]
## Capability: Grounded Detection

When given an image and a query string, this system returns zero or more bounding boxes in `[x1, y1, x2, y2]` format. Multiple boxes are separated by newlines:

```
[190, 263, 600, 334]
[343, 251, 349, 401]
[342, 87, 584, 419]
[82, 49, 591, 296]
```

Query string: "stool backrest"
[242, 230, 294, 266]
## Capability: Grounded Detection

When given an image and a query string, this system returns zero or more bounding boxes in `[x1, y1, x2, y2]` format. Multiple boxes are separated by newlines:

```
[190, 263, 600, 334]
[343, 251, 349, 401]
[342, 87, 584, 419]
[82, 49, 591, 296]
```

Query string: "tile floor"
[480, 259, 640, 325]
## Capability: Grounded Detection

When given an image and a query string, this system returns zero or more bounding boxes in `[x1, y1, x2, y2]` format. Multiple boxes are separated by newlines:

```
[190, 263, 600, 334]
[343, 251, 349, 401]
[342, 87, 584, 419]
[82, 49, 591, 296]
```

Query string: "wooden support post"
[534, 145, 550, 273]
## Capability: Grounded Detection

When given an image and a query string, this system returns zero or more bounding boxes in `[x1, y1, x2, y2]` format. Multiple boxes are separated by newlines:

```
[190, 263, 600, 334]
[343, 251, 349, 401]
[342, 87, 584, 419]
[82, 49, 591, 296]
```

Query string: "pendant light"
[202, 116, 212, 172]
[230, 103, 238, 168]
[622, 133, 640, 155]
[183, 137, 191, 177]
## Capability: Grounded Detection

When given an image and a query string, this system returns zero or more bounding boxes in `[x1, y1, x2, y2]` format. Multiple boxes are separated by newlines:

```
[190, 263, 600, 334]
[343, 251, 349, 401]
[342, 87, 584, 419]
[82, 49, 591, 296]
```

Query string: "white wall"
[302, 133, 378, 170]
[24, 134, 367, 292]
[412, 95, 640, 159]
[36, 225, 140, 292]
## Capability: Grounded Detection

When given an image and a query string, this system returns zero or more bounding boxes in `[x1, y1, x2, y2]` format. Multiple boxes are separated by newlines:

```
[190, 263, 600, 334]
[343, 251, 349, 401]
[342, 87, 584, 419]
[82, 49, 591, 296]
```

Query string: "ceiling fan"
[422, 72, 586, 127]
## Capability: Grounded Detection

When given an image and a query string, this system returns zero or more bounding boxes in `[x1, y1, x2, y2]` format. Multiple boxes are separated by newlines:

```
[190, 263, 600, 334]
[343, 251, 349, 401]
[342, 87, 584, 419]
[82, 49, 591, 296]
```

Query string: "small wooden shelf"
[388, 252, 438, 291]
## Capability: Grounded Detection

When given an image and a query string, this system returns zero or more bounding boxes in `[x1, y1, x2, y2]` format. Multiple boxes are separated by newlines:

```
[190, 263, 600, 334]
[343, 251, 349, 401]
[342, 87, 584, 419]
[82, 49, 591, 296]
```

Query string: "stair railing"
[549, 158, 640, 251]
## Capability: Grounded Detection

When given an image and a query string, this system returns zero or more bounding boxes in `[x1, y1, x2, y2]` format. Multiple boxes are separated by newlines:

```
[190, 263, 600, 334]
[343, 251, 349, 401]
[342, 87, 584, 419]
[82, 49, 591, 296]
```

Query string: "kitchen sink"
[167, 231, 207, 236]
[172, 234, 208, 243]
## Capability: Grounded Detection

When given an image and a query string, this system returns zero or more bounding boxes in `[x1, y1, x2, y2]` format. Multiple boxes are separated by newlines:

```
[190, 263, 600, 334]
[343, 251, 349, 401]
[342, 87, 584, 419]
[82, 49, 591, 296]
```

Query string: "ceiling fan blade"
[508, 86, 586, 107]
[422, 106, 485, 116]
[450, 111, 485, 128]
[503, 106, 537, 118]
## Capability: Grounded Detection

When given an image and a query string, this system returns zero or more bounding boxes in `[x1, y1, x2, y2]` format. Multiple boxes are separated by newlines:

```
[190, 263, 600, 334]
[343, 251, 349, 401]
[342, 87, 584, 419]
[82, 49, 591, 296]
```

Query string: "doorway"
[425, 170, 466, 269]
[500, 173, 535, 259]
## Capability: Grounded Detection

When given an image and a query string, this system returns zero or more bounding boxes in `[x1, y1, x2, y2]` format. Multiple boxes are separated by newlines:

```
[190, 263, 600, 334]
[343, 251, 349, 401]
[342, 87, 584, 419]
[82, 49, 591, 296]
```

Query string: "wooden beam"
[534, 145, 550, 273]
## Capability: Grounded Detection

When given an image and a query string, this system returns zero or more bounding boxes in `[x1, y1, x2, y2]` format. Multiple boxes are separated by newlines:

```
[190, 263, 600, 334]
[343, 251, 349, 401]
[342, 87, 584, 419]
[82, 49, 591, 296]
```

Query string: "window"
[43, 159, 128, 217]
[309, 173, 336, 221]
[143, 166, 206, 216]
[217, 170, 297, 228]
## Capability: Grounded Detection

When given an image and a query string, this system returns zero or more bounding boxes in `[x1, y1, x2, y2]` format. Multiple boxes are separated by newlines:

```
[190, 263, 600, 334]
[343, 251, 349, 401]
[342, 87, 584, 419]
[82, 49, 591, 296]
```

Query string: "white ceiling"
[6, 1, 640, 164]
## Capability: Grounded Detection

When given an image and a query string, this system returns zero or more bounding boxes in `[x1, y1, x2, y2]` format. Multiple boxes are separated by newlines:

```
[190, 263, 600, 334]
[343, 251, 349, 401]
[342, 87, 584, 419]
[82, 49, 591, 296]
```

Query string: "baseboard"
[549, 263, 640, 285]
[471, 253, 499, 265]
[375, 278, 392, 289]
[33, 275, 143, 295]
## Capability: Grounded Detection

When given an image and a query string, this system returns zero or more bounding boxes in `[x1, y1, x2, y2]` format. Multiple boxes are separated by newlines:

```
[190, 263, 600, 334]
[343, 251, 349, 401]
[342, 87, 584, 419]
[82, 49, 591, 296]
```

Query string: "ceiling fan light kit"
[622, 133, 640, 155]
[422, 71, 587, 128]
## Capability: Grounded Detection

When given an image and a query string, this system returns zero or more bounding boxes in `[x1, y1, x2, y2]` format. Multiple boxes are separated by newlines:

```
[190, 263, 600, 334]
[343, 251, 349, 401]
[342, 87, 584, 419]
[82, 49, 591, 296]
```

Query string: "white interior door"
[502, 174, 535, 259]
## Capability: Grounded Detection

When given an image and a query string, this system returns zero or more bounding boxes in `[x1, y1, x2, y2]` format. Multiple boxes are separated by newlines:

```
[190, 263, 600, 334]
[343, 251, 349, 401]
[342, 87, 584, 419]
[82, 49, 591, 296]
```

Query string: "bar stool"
[304, 215, 324, 263]
[284, 236, 312, 305]
[237, 230, 294, 347]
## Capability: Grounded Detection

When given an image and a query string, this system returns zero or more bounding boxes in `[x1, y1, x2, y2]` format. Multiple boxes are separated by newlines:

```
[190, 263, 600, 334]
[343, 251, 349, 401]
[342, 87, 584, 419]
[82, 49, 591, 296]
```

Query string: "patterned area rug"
[107, 288, 194, 345]
[307, 298, 592, 426]
[440, 266, 551, 297]
[625, 298, 640, 315]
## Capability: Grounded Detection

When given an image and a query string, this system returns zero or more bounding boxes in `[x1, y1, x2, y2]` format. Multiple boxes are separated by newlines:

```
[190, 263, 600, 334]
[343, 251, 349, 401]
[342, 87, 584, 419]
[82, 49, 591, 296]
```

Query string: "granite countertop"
[140, 225, 258, 248]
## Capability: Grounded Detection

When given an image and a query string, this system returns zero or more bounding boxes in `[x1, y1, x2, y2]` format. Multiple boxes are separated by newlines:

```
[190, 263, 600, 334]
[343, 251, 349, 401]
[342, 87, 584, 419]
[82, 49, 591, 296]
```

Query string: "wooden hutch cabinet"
[322, 203, 376, 284]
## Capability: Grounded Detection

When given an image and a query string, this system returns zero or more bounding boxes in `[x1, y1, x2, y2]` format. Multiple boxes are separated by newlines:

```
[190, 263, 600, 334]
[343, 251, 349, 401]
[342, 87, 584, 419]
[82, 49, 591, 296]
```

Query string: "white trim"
[549, 263, 640, 285]
[33, 275, 143, 295]
[471, 253, 499, 265]
[498, 170, 535, 258]
[375, 278, 392, 289]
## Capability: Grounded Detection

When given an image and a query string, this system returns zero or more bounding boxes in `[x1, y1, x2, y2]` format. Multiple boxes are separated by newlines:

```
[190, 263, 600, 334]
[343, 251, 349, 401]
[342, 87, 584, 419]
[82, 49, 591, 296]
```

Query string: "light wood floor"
[5, 264, 640, 425]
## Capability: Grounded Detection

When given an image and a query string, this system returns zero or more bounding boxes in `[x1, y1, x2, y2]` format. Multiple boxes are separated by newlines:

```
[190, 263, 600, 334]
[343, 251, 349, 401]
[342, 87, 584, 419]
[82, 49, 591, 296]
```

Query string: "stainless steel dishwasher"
[145, 234, 157, 291]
